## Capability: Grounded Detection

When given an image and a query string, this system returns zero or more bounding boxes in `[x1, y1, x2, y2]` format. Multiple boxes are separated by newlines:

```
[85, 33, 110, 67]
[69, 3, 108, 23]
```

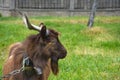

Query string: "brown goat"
[3, 13, 67, 80]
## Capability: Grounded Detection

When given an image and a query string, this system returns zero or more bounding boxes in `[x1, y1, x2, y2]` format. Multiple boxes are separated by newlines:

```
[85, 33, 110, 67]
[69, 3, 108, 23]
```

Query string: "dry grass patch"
[96, 17, 120, 23]
[74, 46, 105, 56]
[69, 20, 87, 24]
[81, 27, 115, 42]
[81, 27, 106, 35]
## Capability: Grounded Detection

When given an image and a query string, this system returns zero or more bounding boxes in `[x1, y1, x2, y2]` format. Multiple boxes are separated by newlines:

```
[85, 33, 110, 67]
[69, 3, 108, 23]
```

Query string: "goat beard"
[51, 57, 59, 75]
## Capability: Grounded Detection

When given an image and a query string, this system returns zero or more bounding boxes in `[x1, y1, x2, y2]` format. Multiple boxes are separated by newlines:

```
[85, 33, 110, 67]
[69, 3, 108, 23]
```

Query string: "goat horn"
[23, 14, 42, 31]
[19, 11, 42, 31]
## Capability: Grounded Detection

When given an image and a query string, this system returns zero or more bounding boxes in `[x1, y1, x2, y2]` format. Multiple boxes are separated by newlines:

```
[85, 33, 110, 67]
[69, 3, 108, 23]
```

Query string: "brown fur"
[3, 28, 67, 80]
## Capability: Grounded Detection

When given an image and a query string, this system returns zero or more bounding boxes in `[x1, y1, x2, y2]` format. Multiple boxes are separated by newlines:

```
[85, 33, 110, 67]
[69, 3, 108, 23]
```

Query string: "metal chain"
[0, 67, 24, 79]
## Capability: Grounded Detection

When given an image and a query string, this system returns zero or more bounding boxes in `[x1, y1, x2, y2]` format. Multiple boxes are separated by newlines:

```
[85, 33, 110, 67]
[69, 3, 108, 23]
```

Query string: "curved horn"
[18, 11, 49, 36]
[19, 11, 42, 31]
[23, 14, 42, 31]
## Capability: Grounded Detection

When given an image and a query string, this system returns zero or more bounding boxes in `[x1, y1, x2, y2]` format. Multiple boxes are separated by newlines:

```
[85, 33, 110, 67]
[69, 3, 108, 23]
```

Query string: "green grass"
[0, 16, 120, 80]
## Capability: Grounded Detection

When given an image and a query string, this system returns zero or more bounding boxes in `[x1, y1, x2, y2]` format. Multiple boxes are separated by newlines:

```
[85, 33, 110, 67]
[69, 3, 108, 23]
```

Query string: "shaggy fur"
[3, 27, 67, 80]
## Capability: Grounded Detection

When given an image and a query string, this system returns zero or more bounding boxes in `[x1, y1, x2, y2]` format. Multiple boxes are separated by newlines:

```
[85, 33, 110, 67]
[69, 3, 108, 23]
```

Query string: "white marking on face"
[46, 29, 49, 36]
[9, 55, 13, 59]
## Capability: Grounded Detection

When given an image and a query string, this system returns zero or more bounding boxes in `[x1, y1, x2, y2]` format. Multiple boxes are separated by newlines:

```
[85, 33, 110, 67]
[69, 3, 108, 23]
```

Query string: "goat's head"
[21, 13, 67, 75]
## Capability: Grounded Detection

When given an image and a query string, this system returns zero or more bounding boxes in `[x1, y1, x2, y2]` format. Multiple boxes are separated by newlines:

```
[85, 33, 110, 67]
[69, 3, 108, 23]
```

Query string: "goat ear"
[40, 26, 47, 39]
[51, 57, 59, 75]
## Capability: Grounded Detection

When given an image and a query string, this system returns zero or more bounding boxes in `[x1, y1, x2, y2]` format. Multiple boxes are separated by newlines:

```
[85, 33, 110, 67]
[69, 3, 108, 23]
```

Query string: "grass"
[0, 16, 120, 80]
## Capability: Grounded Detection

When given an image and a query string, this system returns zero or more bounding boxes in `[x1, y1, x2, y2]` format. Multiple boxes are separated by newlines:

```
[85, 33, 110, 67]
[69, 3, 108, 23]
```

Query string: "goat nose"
[59, 49, 67, 59]
[63, 49, 67, 55]
[62, 46, 67, 53]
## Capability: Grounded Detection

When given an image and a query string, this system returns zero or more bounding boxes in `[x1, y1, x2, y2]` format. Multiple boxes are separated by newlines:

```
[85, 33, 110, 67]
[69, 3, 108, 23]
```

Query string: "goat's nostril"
[65, 50, 67, 54]
[63, 49, 67, 54]
[59, 50, 67, 59]
[64, 51, 67, 56]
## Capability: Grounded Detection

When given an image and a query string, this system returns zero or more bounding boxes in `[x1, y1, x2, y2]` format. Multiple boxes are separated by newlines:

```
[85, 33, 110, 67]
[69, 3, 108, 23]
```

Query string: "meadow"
[0, 16, 120, 80]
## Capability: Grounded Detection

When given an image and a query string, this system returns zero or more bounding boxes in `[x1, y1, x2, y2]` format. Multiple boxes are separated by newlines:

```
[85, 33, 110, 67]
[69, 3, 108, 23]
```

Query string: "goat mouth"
[58, 53, 67, 59]
[51, 51, 67, 60]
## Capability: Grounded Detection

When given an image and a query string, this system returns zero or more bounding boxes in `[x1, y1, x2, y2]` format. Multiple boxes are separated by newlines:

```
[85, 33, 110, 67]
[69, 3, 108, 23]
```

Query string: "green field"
[0, 16, 120, 80]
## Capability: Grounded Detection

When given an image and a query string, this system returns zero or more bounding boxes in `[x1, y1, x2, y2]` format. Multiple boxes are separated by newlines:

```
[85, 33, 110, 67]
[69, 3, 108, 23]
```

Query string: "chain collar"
[22, 53, 43, 75]
[0, 67, 24, 79]
[0, 53, 43, 79]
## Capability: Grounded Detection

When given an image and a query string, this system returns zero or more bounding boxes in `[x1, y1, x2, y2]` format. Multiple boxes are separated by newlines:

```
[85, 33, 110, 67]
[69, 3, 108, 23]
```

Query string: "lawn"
[0, 16, 120, 80]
